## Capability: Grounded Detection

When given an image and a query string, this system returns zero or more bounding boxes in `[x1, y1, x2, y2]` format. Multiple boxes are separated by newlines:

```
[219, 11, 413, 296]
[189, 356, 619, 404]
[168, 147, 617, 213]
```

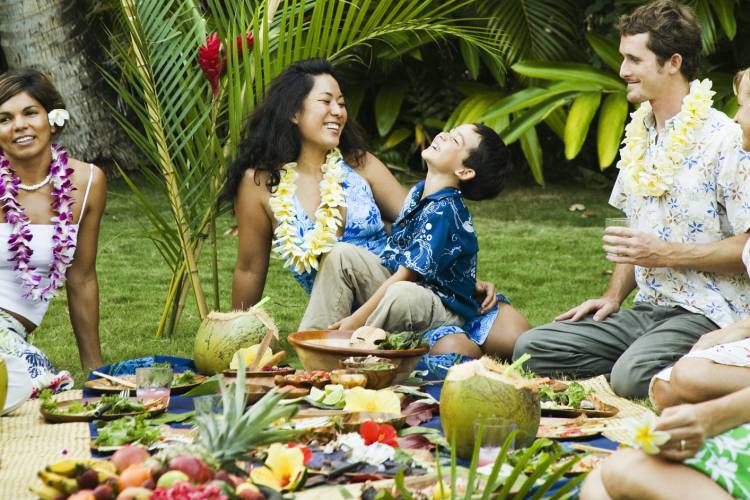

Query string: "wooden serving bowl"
[340, 357, 400, 390]
[287, 330, 428, 384]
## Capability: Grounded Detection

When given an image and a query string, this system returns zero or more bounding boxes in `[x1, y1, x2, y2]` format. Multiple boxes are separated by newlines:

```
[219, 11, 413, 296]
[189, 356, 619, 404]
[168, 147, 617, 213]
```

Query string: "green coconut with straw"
[193, 297, 279, 374]
[440, 354, 540, 458]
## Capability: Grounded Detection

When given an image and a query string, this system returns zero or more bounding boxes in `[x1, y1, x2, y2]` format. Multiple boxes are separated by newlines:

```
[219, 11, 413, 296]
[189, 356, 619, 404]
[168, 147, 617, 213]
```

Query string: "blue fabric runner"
[85, 356, 197, 457]
[85, 356, 617, 495]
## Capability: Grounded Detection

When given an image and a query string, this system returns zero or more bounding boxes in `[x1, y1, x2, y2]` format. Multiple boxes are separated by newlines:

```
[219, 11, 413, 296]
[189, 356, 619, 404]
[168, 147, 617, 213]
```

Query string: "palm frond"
[105, 0, 512, 335]
[476, 0, 580, 65]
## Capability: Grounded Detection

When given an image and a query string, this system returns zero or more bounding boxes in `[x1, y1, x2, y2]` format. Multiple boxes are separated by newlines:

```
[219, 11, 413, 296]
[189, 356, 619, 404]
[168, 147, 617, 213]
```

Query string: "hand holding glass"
[136, 367, 172, 407]
[605, 217, 629, 229]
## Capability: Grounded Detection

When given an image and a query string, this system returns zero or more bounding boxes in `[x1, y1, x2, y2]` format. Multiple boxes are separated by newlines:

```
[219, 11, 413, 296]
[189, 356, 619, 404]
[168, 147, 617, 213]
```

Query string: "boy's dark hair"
[459, 124, 509, 201]
[0, 69, 67, 134]
[618, 0, 701, 81]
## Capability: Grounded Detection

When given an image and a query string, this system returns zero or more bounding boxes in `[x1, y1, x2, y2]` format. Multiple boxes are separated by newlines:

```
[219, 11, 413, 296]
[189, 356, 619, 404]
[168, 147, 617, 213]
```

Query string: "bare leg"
[430, 333, 482, 358]
[651, 379, 685, 409]
[480, 304, 531, 359]
[671, 358, 750, 404]
[598, 448, 731, 500]
[579, 465, 613, 500]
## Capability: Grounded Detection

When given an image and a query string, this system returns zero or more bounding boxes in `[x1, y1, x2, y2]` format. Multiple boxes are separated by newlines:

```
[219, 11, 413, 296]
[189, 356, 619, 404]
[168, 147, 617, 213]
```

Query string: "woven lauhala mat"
[579, 375, 656, 443]
[0, 390, 91, 499]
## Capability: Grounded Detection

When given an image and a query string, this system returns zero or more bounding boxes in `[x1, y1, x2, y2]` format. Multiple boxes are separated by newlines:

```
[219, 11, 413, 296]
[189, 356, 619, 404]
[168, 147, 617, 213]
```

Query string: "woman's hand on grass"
[555, 297, 620, 322]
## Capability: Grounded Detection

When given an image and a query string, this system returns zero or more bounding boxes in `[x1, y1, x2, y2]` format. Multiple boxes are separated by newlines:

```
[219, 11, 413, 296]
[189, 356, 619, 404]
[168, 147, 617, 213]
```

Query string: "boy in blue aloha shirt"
[298, 123, 509, 336]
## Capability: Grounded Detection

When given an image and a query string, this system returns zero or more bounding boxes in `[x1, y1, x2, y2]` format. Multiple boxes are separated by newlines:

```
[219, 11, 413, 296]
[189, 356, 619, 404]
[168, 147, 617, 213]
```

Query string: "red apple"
[168, 456, 213, 483]
[111, 446, 150, 473]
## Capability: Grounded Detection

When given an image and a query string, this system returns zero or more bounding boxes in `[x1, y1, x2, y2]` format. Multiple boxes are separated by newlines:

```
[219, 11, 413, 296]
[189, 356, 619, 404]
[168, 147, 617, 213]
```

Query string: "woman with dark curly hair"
[225, 59, 406, 302]
[226, 59, 528, 362]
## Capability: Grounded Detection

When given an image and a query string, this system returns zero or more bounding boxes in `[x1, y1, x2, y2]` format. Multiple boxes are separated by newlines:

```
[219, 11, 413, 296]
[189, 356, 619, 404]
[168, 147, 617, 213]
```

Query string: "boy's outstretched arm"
[331, 266, 419, 331]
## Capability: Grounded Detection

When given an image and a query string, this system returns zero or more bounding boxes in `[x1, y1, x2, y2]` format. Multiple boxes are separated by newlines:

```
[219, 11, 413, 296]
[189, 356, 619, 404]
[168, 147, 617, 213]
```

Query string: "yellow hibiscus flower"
[250, 443, 306, 491]
[344, 387, 401, 415]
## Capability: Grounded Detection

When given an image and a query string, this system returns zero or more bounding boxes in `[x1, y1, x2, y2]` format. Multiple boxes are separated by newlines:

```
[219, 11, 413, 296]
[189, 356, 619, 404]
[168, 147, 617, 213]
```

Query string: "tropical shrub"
[103, 0, 508, 335]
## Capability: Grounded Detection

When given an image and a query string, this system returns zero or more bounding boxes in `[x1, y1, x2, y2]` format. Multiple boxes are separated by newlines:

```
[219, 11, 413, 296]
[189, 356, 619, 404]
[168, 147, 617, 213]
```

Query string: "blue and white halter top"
[285, 162, 387, 293]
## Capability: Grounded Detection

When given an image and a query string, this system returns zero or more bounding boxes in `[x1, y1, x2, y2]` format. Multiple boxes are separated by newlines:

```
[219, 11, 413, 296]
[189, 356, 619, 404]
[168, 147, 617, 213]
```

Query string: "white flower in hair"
[48, 109, 70, 127]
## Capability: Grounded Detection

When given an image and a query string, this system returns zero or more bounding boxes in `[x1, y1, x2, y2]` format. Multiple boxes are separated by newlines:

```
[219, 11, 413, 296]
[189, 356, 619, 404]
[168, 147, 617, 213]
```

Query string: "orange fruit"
[118, 463, 151, 490]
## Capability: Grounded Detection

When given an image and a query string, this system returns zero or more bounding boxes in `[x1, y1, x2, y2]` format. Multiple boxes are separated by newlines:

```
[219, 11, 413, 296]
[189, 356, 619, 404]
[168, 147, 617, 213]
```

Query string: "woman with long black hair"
[226, 59, 528, 362]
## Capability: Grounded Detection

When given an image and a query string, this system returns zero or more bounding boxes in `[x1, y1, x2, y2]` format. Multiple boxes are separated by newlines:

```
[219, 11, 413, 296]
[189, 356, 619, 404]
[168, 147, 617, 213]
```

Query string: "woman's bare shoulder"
[238, 168, 274, 197]
[68, 158, 106, 192]
[350, 151, 387, 180]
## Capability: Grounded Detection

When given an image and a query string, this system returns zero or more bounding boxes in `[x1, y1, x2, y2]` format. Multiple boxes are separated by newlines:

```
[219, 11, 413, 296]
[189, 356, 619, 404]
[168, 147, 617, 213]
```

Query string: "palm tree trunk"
[0, 0, 130, 163]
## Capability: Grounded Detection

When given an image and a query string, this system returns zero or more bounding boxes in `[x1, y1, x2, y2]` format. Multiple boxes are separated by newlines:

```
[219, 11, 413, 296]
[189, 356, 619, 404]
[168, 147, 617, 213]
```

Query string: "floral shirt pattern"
[610, 108, 750, 327]
[288, 163, 387, 293]
[380, 181, 480, 321]
[686, 423, 750, 498]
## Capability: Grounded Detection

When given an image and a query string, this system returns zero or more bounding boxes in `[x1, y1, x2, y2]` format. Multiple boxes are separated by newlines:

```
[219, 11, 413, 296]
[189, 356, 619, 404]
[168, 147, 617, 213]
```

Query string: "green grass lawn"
[35, 178, 630, 386]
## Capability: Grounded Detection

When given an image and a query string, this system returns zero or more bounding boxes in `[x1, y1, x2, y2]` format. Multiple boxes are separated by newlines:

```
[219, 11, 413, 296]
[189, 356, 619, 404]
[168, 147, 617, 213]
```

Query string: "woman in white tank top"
[0, 69, 107, 400]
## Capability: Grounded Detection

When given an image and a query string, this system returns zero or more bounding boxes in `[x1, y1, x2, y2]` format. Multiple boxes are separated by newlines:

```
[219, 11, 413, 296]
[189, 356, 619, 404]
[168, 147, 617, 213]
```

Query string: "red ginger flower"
[359, 420, 399, 448]
[197, 32, 225, 96]
[235, 32, 254, 57]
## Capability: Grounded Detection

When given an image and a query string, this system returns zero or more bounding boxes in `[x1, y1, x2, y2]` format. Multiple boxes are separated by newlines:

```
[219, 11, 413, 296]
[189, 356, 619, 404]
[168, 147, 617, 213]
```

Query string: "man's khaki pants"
[298, 243, 462, 332]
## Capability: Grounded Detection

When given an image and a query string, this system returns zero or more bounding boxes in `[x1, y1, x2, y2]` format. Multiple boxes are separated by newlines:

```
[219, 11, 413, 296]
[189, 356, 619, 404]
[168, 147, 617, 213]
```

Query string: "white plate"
[2, 355, 33, 416]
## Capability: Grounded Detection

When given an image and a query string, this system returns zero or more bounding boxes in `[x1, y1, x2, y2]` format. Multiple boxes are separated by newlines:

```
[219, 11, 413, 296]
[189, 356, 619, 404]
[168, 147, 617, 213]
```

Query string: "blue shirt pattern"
[287, 162, 387, 293]
[380, 181, 480, 321]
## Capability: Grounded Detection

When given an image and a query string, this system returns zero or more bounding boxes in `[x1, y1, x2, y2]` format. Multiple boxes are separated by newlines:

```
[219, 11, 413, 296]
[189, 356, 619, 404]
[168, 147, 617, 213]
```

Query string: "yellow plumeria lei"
[270, 148, 346, 273]
[619, 79, 715, 197]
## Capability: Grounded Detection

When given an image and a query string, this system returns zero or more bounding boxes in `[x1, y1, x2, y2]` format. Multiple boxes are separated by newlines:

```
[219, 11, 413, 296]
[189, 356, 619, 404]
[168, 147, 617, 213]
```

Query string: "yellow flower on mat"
[623, 413, 670, 455]
[344, 387, 401, 415]
[250, 443, 306, 491]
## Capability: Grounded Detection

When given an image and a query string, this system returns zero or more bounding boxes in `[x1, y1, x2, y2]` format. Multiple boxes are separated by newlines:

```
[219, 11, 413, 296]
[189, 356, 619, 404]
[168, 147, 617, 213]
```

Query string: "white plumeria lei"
[270, 148, 346, 273]
[618, 79, 714, 197]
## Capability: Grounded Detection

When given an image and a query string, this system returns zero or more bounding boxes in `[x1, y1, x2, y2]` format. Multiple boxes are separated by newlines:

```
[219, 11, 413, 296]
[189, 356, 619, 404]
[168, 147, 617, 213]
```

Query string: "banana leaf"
[564, 91, 602, 160]
[512, 61, 625, 91]
[597, 92, 629, 169]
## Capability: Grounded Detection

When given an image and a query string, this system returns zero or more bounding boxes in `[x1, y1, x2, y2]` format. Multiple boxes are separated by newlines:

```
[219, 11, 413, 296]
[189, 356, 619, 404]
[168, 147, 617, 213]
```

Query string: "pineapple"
[195, 357, 301, 474]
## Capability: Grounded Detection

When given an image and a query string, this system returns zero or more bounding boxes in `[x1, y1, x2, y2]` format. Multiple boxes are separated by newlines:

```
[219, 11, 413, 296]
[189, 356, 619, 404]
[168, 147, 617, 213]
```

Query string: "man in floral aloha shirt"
[513, 0, 750, 400]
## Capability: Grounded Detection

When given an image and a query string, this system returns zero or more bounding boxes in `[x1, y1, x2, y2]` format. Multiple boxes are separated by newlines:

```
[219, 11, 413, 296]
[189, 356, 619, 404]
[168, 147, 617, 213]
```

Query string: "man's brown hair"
[618, 0, 701, 81]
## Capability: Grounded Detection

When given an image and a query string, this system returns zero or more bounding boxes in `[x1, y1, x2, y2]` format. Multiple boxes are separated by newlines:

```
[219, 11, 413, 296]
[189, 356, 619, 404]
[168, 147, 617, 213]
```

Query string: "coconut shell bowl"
[287, 330, 428, 384]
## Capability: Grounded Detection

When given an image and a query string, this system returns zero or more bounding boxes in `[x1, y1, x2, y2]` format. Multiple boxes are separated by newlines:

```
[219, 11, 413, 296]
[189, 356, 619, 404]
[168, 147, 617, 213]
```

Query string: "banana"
[45, 458, 88, 477]
[38, 470, 78, 494]
[89, 459, 117, 475]
[29, 482, 64, 500]
[94, 467, 118, 482]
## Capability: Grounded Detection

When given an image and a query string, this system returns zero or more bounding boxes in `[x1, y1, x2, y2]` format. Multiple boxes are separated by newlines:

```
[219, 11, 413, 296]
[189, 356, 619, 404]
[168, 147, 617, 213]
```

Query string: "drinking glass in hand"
[473, 417, 516, 466]
[136, 366, 172, 407]
[604, 217, 629, 229]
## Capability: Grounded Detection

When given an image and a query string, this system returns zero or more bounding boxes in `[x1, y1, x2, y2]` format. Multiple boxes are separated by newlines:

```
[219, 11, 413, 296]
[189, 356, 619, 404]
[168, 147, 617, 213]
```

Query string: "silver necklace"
[18, 173, 52, 191]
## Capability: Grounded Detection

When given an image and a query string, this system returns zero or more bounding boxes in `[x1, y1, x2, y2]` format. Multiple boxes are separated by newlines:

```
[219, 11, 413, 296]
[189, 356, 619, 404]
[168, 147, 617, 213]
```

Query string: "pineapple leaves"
[197, 357, 301, 472]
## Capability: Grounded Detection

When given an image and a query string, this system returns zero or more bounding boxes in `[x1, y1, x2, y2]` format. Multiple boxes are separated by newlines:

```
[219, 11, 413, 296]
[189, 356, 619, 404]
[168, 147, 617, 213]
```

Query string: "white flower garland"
[619, 79, 714, 197]
[270, 148, 346, 273]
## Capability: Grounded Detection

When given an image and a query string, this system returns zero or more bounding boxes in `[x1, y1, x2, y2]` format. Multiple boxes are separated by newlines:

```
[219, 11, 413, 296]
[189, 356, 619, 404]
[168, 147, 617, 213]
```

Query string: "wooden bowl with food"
[340, 356, 399, 389]
[287, 329, 427, 384]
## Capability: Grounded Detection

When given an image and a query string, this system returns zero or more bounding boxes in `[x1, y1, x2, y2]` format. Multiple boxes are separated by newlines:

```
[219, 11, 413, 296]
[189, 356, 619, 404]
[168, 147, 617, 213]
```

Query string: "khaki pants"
[298, 243, 463, 332]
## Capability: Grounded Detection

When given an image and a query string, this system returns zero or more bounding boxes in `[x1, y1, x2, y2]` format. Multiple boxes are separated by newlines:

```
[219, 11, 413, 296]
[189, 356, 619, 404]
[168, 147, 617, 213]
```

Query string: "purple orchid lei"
[0, 144, 77, 302]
